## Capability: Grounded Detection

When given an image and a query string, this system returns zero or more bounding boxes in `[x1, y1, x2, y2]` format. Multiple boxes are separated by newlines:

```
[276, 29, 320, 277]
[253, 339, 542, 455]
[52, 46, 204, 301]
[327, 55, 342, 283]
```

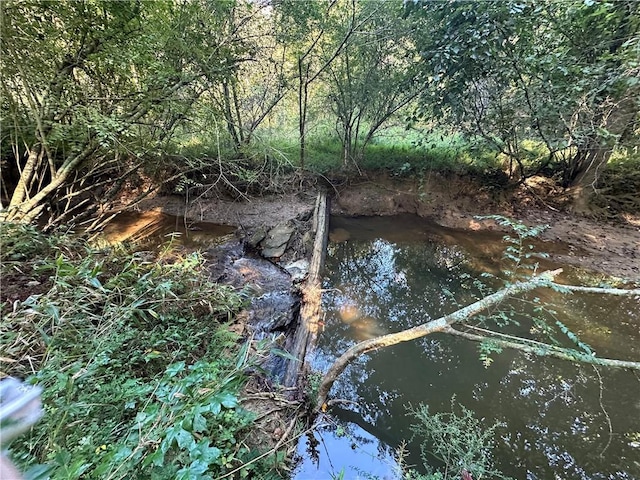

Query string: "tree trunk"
[222, 79, 241, 149]
[568, 88, 638, 212]
[3, 142, 99, 224]
[283, 193, 330, 387]
[298, 59, 309, 169]
[568, 142, 611, 212]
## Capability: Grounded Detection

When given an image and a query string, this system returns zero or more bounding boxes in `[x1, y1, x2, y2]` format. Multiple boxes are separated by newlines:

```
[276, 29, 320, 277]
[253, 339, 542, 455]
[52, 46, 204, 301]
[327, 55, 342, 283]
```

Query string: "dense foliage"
[0, 225, 288, 479]
[1, 0, 638, 228]
[408, 0, 639, 206]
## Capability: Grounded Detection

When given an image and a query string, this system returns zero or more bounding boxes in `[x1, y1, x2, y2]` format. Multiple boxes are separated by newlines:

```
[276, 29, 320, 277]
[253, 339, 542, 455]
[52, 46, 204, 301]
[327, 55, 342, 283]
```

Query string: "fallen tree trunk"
[315, 269, 640, 410]
[283, 193, 329, 387]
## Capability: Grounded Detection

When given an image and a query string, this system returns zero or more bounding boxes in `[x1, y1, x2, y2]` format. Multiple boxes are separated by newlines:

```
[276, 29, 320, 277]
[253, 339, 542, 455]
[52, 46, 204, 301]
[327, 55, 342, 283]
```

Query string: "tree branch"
[551, 284, 640, 296]
[444, 326, 640, 370]
[315, 269, 563, 410]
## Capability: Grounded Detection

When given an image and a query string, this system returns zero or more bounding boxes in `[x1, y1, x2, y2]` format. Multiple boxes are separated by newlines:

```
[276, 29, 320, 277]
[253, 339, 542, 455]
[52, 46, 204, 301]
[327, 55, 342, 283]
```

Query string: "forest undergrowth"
[0, 223, 292, 479]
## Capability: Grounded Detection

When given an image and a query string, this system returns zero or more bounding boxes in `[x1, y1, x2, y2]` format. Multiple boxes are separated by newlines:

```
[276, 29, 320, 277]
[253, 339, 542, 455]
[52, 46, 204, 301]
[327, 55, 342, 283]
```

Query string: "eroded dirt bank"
[139, 174, 640, 282]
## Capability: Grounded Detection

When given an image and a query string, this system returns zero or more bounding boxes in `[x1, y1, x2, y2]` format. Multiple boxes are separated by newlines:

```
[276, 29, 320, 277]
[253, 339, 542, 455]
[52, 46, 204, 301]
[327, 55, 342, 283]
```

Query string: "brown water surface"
[294, 215, 640, 480]
[100, 209, 236, 247]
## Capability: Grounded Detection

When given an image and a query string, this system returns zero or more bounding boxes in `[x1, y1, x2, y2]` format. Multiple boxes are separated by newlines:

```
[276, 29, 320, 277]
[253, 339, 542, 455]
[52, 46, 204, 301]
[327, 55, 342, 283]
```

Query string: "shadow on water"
[294, 214, 640, 480]
[100, 209, 236, 248]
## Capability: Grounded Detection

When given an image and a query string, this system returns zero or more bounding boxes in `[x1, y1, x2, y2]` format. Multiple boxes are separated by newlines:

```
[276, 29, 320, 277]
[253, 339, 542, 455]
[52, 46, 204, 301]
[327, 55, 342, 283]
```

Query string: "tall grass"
[250, 122, 500, 176]
[1, 227, 287, 479]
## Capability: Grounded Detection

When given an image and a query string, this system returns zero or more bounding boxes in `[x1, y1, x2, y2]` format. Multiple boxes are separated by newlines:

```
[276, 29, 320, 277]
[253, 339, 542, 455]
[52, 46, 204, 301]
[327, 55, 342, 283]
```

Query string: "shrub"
[1, 234, 284, 479]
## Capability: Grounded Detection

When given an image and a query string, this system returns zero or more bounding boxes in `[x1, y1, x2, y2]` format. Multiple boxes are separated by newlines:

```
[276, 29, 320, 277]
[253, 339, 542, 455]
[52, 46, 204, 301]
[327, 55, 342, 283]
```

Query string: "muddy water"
[100, 209, 236, 247]
[294, 215, 640, 480]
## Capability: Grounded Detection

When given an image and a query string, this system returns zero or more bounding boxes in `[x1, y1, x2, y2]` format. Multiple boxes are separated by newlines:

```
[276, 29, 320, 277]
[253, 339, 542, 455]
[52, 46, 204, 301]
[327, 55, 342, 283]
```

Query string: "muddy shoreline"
[137, 175, 640, 283]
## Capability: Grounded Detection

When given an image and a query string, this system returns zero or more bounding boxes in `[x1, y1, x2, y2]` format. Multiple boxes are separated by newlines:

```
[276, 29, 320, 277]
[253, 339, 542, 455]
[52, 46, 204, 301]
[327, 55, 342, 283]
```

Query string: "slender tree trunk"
[231, 80, 245, 144]
[9, 144, 41, 208]
[298, 58, 309, 169]
[222, 79, 241, 149]
[342, 123, 352, 168]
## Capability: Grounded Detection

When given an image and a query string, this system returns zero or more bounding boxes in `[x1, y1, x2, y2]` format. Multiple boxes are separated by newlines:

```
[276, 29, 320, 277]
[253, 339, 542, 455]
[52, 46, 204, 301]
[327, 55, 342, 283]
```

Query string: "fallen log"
[283, 193, 329, 387]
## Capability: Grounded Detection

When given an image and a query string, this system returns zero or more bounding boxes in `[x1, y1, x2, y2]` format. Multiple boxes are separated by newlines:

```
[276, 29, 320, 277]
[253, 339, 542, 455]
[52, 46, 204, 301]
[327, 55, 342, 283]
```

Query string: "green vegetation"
[2, 0, 638, 230]
[1, 225, 288, 479]
[1, 0, 639, 477]
[404, 400, 509, 480]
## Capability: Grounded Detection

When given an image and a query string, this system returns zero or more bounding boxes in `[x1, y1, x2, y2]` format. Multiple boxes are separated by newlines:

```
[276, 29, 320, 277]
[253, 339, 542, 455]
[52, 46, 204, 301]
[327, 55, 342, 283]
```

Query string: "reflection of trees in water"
[492, 356, 640, 479]
[322, 338, 640, 479]
[317, 232, 640, 479]
[326, 239, 485, 332]
[538, 291, 640, 359]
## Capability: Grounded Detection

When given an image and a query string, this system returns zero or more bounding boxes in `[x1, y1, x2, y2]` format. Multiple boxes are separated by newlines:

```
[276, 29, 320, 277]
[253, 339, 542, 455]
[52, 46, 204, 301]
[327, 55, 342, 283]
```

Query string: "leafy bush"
[1, 235, 285, 479]
[404, 400, 510, 480]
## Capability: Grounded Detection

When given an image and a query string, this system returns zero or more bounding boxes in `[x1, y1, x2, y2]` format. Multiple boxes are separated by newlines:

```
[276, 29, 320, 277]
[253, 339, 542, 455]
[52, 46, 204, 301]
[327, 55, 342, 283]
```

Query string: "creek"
[294, 215, 640, 480]
[101, 210, 640, 479]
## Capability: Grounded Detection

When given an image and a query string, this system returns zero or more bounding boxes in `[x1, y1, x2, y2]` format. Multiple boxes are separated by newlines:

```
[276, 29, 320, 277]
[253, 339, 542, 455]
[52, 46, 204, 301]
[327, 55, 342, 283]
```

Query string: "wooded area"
[1, 0, 638, 228]
[1, 1, 640, 479]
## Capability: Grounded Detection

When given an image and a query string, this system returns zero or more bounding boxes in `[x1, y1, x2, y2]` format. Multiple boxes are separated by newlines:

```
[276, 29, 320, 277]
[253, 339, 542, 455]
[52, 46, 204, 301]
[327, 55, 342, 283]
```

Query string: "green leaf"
[175, 428, 195, 450]
[88, 276, 104, 289]
[217, 392, 238, 409]
[191, 440, 221, 463]
[166, 361, 186, 377]
[270, 348, 300, 362]
[142, 448, 165, 468]
[189, 459, 209, 475]
[193, 411, 207, 433]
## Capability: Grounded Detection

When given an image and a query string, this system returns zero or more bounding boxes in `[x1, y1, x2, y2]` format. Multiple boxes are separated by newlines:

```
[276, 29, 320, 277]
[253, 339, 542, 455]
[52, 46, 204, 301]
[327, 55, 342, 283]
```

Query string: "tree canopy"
[1, 0, 638, 227]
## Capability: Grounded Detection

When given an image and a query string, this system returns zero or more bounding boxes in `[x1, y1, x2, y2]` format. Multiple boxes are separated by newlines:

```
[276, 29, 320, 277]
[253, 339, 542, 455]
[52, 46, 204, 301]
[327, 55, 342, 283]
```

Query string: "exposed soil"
[138, 192, 317, 230]
[139, 173, 640, 282]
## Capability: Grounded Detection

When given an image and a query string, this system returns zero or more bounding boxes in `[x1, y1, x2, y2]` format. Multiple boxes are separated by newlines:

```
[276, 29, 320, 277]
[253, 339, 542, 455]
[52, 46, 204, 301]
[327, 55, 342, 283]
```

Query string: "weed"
[1, 234, 288, 479]
[405, 398, 510, 480]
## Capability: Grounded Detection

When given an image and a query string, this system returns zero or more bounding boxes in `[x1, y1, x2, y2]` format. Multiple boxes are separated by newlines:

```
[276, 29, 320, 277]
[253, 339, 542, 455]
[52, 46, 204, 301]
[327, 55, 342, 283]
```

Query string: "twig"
[214, 412, 323, 480]
[593, 366, 613, 457]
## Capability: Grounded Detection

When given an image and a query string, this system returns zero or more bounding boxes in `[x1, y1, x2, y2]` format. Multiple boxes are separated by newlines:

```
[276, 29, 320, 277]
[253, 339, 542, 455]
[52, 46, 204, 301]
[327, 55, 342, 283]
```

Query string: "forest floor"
[139, 173, 640, 283]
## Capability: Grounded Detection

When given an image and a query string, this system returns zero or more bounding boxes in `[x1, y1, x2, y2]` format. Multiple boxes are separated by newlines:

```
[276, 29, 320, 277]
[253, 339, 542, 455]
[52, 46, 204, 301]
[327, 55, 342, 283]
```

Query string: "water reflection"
[295, 215, 640, 480]
[100, 209, 236, 247]
[338, 304, 387, 341]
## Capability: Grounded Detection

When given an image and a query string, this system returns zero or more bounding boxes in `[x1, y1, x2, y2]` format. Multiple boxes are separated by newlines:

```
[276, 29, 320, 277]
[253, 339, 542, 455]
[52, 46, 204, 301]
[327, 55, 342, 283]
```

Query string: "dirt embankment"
[140, 173, 640, 282]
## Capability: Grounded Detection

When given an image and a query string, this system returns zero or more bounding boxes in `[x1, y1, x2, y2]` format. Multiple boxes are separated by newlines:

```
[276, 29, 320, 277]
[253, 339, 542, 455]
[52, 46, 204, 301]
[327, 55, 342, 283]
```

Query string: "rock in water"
[284, 259, 310, 282]
[261, 224, 295, 258]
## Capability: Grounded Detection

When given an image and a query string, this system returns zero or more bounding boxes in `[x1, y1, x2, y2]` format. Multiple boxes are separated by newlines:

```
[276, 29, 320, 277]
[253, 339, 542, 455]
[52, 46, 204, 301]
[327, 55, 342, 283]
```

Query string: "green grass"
[1, 227, 287, 479]
[248, 123, 501, 176]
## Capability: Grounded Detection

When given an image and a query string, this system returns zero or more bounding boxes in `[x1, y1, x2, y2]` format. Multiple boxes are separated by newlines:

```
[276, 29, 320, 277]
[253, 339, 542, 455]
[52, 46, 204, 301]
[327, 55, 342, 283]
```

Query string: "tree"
[273, 0, 360, 168]
[325, 0, 420, 169]
[0, 0, 242, 230]
[546, 0, 640, 208]
[407, 0, 639, 206]
[208, 1, 290, 151]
